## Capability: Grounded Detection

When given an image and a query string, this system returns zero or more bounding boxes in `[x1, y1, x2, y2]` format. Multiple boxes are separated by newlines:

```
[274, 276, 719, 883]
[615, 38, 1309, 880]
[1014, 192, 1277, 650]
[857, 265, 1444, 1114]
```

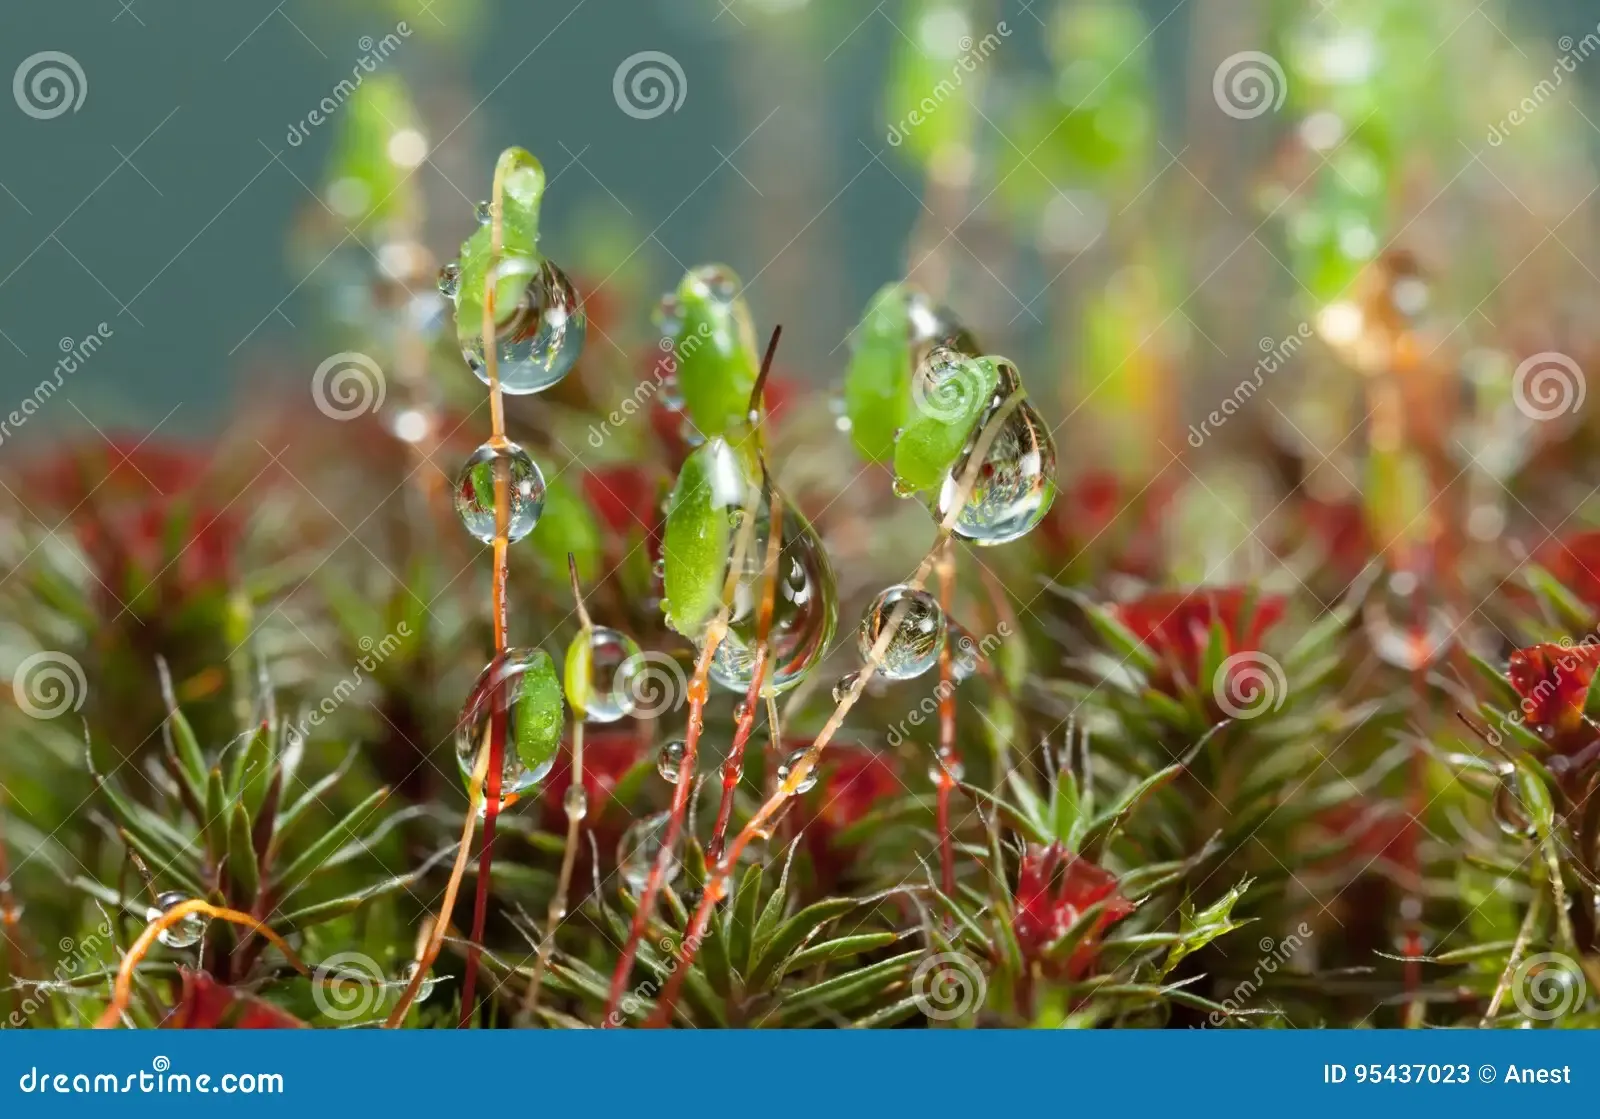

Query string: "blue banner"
[0, 1031, 1588, 1116]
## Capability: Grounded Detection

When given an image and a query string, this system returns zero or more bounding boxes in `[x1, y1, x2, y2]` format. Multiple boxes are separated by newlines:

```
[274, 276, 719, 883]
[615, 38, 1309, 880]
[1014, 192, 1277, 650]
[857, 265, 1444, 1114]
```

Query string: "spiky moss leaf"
[533, 476, 601, 584]
[456, 147, 545, 354]
[662, 435, 756, 637]
[1161, 877, 1254, 977]
[844, 282, 912, 463]
[748, 896, 864, 989]
[227, 802, 259, 904]
[892, 355, 1001, 493]
[512, 650, 564, 774]
[274, 786, 390, 894]
[671, 265, 760, 437]
[324, 76, 419, 230]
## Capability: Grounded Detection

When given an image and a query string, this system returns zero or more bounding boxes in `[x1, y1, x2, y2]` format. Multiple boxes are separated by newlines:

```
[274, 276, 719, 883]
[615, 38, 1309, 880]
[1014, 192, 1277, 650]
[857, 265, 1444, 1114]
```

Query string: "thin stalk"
[94, 901, 307, 1028]
[522, 557, 593, 1020]
[460, 154, 515, 1027]
[934, 539, 959, 899]
[1482, 886, 1542, 1024]
[603, 327, 783, 1022]
[649, 392, 1023, 1026]
[385, 713, 492, 1026]
[708, 490, 783, 863]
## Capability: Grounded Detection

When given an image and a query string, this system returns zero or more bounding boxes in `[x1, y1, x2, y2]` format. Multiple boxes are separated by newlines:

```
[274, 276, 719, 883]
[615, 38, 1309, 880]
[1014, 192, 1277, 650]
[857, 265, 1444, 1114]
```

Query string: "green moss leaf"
[512, 650, 564, 774]
[844, 282, 912, 463]
[669, 265, 759, 437]
[456, 147, 546, 356]
[892, 354, 1001, 493]
[662, 437, 754, 637]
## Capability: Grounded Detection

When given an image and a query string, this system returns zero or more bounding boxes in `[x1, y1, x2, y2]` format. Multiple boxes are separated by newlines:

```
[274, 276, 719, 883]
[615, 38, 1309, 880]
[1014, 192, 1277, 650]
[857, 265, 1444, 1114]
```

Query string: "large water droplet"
[776, 748, 817, 794]
[657, 739, 686, 784]
[1363, 568, 1454, 670]
[704, 475, 838, 696]
[454, 440, 546, 544]
[930, 397, 1058, 545]
[454, 649, 560, 807]
[460, 257, 586, 395]
[152, 891, 207, 949]
[617, 811, 678, 893]
[577, 626, 644, 724]
[859, 584, 946, 680]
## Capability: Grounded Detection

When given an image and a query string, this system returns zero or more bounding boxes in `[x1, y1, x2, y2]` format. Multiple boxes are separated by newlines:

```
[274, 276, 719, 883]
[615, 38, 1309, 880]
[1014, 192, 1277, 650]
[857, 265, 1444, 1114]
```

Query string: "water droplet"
[474, 199, 493, 225]
[930, 392, 1057, 545]
[689, 264, 741, 304]
[653, 292, 684, 340]
[679, 418, 707, 448]
[1492, 772, 1535, 839]
[454, 440, 546, 544]
[703, 466, 839, 696]
[659, 371, 685, 411]
[891, 476, 917, 499]
[927, 755, 965, 784]
[657, 739, 686, 784]
[859, 585, 946, 681]
[562, 783, 589, 821]
[776, 748, 818, 794]
[733, 699, 752, 724]
[460, 256, 587, 395]
[401, 961, 437, 1002]
[832, 671, 861, 703]
[454, 649, 561, 807]
[617, 811, 678, 894]
[1363, 568, 1455, 670]
[152, 891, 207, 949]
[652, 557, 668, 580]
[906, 289, 980, 358]
[579, 626, 645, 724]
[437, 261, 461, 299]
